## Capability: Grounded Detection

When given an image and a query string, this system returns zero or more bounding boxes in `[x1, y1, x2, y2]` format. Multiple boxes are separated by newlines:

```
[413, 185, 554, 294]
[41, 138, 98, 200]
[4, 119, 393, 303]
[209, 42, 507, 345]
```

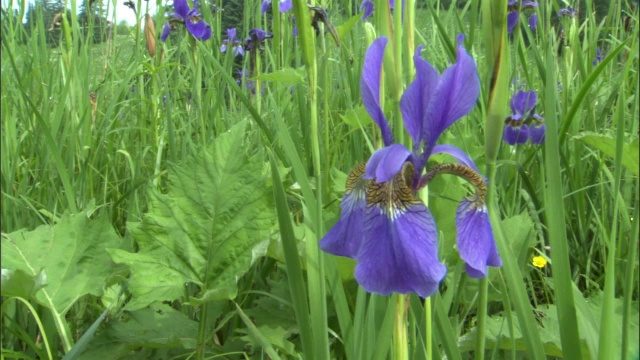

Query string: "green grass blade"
[269, 153, 315, 358]
[543, 37, 583, 360]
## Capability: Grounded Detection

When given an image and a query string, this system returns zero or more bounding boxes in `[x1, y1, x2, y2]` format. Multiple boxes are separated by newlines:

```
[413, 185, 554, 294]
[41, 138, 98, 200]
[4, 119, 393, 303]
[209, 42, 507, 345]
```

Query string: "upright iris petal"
[360, 37, 394, 146]
[360, 0, 374, 19]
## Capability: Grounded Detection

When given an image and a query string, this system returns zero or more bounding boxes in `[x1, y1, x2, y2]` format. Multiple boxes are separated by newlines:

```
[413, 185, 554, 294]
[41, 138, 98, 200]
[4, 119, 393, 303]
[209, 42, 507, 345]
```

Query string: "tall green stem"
[393, 294, 408, 360]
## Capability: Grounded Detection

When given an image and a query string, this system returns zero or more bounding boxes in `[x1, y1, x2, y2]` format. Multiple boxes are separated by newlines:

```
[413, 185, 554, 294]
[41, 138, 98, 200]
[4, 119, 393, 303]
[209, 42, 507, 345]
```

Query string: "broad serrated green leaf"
[1, 211, 120, 316]
[575, 132, 639, 175]
[254, 67, 306, 83]
[109, 121, 276, 310]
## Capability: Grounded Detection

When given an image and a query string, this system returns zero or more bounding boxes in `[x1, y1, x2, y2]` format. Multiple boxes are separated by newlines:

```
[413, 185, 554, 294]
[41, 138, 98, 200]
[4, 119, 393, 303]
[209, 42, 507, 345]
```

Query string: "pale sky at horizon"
[3, 0, 159, 25]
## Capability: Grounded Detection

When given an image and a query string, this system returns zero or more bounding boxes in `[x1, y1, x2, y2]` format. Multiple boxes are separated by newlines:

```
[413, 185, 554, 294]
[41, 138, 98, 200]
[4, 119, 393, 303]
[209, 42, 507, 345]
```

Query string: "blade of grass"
[269, 152, 315, 358]
[543, 36, 583, 360]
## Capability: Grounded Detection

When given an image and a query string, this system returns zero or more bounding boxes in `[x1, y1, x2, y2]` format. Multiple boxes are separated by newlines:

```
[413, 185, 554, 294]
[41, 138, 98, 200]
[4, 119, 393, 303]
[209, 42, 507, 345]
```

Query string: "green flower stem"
[425, 296, 433, 360]
[393, 294, 408, 360]
[474, 278, 488, 360]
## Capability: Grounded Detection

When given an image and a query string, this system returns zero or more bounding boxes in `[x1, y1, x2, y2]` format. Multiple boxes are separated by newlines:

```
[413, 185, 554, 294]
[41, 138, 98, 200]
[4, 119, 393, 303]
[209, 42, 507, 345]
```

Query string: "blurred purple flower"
[503, 90, 545, 145]
[261, 0, 292, 14]
[320, 36, 501, 298]
[360, 0, 374, 19]
[507, 1, 538, 34]
[244, 28, 272, 51]
[161, 0, 212, 42]
[558, 8, 578, 18]
[221, 28, 244, 56]
[592, 47, 604, 66]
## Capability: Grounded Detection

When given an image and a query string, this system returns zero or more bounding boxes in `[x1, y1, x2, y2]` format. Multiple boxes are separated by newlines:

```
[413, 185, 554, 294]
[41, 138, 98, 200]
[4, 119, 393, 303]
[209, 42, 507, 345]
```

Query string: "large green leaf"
[109, 121, 276, 310]
[1, 211, 120, 316]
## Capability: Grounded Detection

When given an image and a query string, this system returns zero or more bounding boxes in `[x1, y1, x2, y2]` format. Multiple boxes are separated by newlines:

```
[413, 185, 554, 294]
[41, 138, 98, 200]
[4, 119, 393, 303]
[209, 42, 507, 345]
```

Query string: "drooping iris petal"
[161, 22, 171, 42]
[364, 144, 411, 183]
[529, 123, 546, 144]
[319, 164, 369, 258]
[186, 19, 211, 40]
[510, 90, 537, 115]
[400, 45, 440, 149]
[529, 13, 538, 30]
[361, 37, 393, 146]
[173, 0, 190, 18]
[355, 165, 446, 298]
[455, 198, 502, 278]
[220, 43, 227, 52]
[423, 35, 480, 151]
[507, 11, 519, 34]
[431, 144, 479, 172]
[503, 123, 529, 145]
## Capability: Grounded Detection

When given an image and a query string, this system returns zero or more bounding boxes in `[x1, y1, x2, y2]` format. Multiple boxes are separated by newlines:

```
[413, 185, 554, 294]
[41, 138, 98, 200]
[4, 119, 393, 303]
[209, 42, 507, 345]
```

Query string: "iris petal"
[361, 37, 393, 146]
[431, 144, 479, 172]
[456, 199, 502, 278]
[280, 0, 292, 12]
[186, 19, 211, 40]
[173, 0, 190, 18]
[510, 90, 537, 115]
[503, 124, 529, 145]
[529, 13, 538, 30]
[161, 22, 171, 42]
[529, 123, 546, 144]
[364, 144, 411, 183]
[423, 35, 480, 151]
[319, 165, 369, 258]
[507, 11, 519, 34]
[400, 45, 440, 150]
[355, 203, 446, 298]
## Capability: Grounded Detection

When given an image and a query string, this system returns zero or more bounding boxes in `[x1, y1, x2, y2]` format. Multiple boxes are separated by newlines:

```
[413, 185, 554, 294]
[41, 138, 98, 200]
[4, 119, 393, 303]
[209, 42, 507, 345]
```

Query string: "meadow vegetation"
[1, 0, 638, 359]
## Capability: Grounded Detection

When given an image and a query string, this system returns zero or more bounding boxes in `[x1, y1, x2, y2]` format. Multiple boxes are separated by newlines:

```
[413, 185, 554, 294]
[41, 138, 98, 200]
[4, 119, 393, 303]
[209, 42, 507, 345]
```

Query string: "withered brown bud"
[145, 13, 156, 57]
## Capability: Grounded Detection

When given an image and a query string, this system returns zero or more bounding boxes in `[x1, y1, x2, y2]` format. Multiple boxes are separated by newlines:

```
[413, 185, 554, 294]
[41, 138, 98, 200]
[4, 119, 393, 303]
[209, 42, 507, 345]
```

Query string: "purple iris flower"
[320, 36, 502, 298]
[558, 8, 578, 18]
[593, 47, 604, 66]
[261, 0, 292, 15]
[360, 0, 374, 19]
[160, 0, 212, 42]
[244, 28, 272, 51]
[221, 28, 244, 57]
[507, 1, 538, 34]
[503, 90, 545, 145]
[359, 0, 398, 21]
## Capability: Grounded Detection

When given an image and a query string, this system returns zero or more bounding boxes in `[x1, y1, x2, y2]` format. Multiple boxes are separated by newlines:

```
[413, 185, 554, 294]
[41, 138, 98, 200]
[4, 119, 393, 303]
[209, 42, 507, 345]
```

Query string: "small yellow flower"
[532, 256, 547, 268]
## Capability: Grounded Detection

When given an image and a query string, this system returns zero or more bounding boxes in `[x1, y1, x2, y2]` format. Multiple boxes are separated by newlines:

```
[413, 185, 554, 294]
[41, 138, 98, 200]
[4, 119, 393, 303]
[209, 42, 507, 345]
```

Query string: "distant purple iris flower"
[244, 28, 272, 51]
[320, 36, 502, 298]
[221, 28, 244, 57]
[507, 1, 538, 34]
[558, 8, 578, 18]
[503, 90, 545, 145]
[593, 47, 604, 66]
[360, 0, 398, 20]
[261, 0, 292, 14]
[160, 0, 212, 42]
